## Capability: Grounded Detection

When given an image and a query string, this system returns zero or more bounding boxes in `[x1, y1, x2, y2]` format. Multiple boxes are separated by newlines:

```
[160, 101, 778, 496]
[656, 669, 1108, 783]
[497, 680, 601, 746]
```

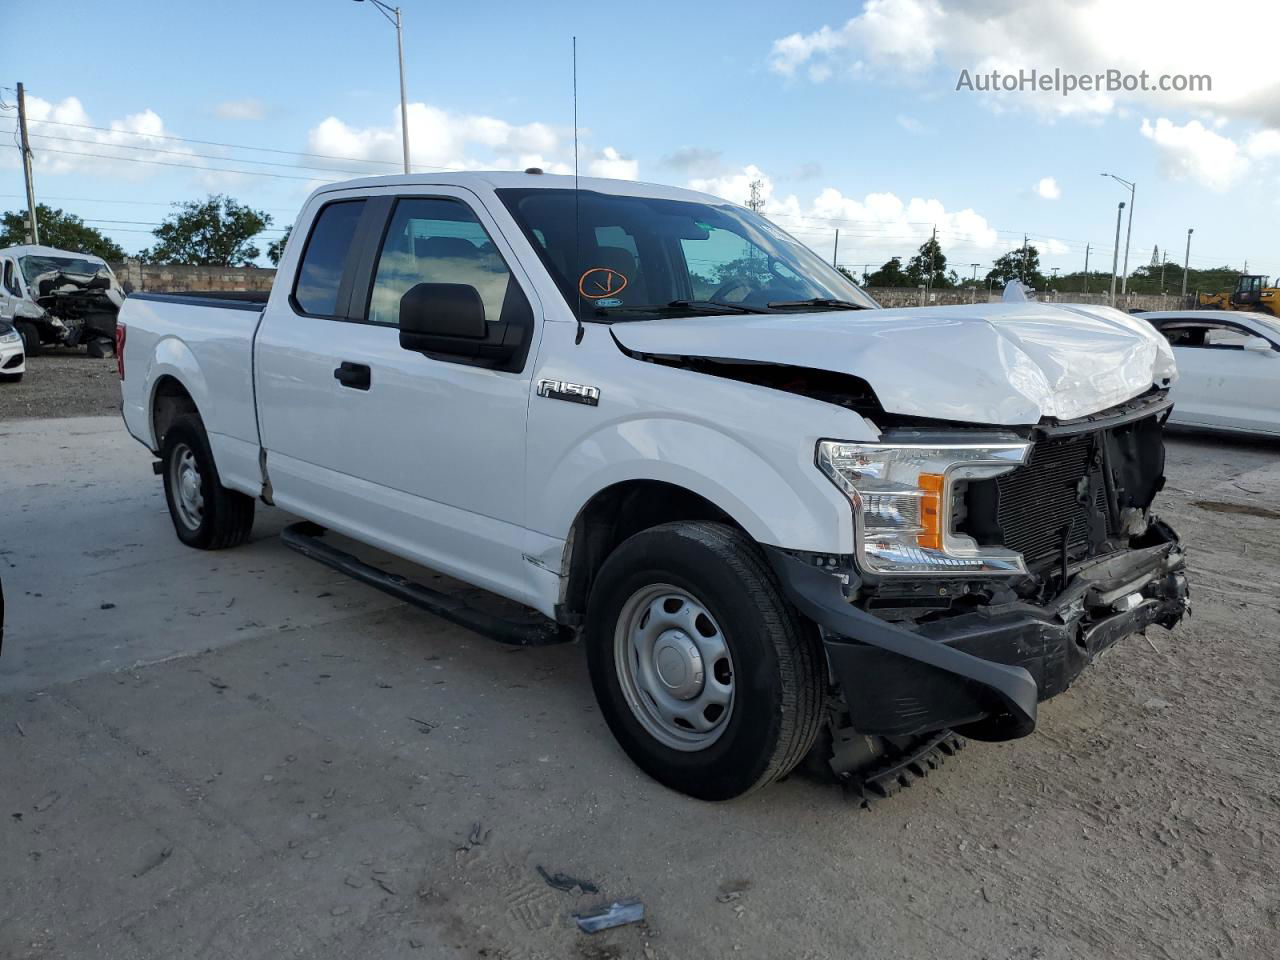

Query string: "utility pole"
[970, 263, 979, 282]
[746, 180, 764, 213]
[927, 225, 937, 296]
[832, 229, 839, 268]
[1021, 234, 1029, 284]
[1050, 266, 1060, 289]
[1101, 173, 1135, 294]
[1110, 201, 1125, 307]
[16, 82, 39, 245]
[1181, 228, 1194, 299]
[1083, 243, 1090, 294]
[354, 0, 411, 173]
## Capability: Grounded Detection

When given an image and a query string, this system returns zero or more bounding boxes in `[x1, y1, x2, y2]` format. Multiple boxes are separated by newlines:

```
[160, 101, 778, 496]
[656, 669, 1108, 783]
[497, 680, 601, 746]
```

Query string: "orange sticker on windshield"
[578, 267, 628, 300]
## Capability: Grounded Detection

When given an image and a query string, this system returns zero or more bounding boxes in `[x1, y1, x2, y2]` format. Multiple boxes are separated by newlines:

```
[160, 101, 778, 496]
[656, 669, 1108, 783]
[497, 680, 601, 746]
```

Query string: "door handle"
[333, 361, 371, 391]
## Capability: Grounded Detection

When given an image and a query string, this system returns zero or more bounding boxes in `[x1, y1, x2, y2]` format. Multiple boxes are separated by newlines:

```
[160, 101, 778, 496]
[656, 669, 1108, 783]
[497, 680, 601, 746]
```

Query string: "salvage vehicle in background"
[116, 171, 1190, 801]
[0, 245, 125, 358]
[1138, 310, 1280, 438]
[1196, 274, 1280, 315]
[0, 318, 25, 383]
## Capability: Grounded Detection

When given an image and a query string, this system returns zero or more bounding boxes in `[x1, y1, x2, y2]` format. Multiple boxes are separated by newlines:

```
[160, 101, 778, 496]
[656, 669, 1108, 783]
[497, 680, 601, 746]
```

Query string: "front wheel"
[160, 414, 255, 549]
[15, 322, 40, 356]
[585, 522, 825, 800]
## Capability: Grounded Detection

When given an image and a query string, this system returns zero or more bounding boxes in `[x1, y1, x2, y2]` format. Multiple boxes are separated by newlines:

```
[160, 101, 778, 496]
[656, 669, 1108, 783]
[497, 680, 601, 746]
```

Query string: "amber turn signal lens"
[917, 473, 944, 550]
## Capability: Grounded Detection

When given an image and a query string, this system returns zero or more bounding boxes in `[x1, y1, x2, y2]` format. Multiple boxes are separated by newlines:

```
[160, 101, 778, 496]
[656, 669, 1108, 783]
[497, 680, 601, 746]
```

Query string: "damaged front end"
[32, 267, 124, 349]
[767, 390, 1189, 784]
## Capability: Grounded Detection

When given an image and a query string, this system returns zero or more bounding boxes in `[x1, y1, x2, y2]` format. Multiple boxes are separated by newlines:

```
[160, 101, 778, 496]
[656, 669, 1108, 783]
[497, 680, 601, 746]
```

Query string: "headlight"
[0, 329, 20, 344]
[817, 439, 1031, 575]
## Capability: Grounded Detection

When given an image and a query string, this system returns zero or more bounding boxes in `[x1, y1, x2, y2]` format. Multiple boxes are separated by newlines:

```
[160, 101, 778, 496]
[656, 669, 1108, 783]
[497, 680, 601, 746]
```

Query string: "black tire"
[15, 322, 40, 356]
[0, 373, 22, 383]
[160, 414, 255, 549]
[585, 522, 825, 800]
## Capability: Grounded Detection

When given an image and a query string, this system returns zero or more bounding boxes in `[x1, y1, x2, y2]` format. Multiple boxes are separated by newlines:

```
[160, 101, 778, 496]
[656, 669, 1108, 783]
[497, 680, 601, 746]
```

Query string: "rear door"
[1156, 317, 1280, 434]
[254, 186, 544, 605]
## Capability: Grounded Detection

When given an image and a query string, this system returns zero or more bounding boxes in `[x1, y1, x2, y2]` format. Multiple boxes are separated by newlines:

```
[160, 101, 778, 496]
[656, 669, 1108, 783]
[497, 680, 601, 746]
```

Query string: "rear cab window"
[293, 200, 366, 317]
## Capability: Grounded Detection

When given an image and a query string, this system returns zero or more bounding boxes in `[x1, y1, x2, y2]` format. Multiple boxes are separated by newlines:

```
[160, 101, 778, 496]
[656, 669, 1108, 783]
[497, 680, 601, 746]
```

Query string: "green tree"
[904, 235, 955, 288]
[142, 194, 272, 266]
[266, 225, 292, 267]
[0, 205, 127, 260]
[985, 245, 1046, 290]
[864, 256, 908, 287]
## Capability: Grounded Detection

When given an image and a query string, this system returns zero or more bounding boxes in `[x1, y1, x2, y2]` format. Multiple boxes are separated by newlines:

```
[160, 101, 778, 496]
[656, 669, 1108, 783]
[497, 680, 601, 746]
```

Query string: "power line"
[34, 146, 344, 182]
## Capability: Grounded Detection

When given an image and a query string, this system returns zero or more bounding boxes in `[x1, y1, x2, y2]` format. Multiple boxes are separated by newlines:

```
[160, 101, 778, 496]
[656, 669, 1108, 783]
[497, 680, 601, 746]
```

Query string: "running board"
[280, 522, 569, 646]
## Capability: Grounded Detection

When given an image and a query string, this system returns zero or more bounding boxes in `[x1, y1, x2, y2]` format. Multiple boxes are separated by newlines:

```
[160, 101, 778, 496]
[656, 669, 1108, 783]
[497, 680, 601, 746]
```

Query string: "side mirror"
[399, 282, 487, 346]
[1243, 336, 1274, 354]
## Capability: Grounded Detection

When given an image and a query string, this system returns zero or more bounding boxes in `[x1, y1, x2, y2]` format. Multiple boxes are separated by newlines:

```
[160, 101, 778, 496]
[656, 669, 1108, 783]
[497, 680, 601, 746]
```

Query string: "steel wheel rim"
[170, 442, 204, 531]
[613, 583, 735, 752]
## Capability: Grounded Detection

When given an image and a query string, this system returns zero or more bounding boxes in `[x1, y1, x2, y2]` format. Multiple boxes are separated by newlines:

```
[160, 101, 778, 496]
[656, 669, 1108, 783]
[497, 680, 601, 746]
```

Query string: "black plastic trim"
[765, 547, 1039, 740]
[281, 522, 568, 646]
[128, 292, 265, 312]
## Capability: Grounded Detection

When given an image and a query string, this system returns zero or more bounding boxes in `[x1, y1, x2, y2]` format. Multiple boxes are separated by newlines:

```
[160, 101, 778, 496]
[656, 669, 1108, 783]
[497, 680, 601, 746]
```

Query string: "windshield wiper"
[766, 297, 869, 311]
[595, 299, 771, 318]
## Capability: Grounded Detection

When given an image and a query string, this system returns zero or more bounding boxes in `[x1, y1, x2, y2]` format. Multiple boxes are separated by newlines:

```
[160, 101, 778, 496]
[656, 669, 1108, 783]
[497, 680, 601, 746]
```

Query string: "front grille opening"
[962, 432, 1117, 572]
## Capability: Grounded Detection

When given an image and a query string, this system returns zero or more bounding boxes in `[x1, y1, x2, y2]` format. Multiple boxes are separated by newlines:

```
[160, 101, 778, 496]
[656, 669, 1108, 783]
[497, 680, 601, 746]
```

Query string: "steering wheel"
[709, 279, 753, 303]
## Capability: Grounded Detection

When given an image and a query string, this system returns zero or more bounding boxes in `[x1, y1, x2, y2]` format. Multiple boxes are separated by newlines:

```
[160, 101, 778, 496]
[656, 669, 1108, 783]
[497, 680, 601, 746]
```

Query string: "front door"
[254, 187, 544, 605]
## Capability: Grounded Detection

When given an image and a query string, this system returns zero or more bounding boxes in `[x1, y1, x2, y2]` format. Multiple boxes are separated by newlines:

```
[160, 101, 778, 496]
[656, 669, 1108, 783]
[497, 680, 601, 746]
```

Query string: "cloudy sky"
[6, 0, 1279, 279]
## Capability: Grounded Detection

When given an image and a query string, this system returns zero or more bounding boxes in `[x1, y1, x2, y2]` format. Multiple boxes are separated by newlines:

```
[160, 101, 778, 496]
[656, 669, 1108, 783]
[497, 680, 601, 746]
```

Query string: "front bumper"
[0, 340, 25, 375]
[766, 523, 1189, 742]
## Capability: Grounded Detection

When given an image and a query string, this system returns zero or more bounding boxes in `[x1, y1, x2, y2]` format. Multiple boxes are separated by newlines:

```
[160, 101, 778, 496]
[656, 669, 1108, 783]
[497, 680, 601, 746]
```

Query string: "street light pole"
[1110, 201, 1125, 307]
[1101, 173, 1135, 295]
[1182, 228, 1194, 299]
[356, 0, 411, 174]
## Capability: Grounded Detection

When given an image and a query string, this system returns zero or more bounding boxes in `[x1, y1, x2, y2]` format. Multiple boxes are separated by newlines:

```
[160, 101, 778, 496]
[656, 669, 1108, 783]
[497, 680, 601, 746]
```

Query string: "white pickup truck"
[119, 172, 1189, 801]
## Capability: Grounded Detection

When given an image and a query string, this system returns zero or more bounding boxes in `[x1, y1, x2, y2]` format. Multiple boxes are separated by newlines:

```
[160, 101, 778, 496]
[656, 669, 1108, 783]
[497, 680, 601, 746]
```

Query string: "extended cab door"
[254, 187, 544, 605]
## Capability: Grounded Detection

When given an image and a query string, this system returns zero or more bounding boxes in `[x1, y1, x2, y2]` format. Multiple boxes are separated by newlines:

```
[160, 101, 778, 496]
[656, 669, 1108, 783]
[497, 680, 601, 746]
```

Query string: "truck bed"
[119, 292, 267, 498]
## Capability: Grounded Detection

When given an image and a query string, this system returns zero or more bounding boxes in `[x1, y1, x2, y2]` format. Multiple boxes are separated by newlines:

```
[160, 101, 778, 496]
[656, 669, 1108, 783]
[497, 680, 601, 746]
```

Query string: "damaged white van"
[0, 244, 125, 357]
[117, 172, 1189, 800]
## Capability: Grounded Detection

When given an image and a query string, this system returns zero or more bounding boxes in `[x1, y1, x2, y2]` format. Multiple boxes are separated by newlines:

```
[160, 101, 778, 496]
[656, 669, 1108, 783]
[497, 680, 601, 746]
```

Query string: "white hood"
[612, 301, 1177, 425]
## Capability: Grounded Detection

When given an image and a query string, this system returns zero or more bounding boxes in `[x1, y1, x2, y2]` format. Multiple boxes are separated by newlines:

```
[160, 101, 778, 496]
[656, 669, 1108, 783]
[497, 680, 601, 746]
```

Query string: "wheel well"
[151, 377, 199, 450]
[560, 480, 744, 620]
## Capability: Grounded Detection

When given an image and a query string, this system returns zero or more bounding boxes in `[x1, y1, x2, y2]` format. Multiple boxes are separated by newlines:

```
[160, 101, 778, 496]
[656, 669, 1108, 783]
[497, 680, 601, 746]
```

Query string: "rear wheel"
[585, 522, 825, 800]
[15, 322, 40, 356]
[160, 414, 255, 549]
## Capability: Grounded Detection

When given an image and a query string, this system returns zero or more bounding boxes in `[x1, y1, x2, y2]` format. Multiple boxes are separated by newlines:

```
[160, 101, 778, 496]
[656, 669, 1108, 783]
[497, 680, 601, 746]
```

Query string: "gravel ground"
[1, 417, 1278, 960]
[0, 352, 120, 422]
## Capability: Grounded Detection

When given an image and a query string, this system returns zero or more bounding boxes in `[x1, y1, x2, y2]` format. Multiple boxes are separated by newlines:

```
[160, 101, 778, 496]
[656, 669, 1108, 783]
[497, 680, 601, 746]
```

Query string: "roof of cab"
[0, 243, 109, 263]
[308, 170, 727, 206]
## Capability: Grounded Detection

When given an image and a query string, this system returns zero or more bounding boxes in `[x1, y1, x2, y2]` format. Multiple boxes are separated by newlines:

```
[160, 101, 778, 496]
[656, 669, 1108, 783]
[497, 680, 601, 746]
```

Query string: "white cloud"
[6, 95, 202, 182]
[895, 114, 927, 134]
[686, 164, 1003, 268]
[588, 146, 638, 179]
[771, 0, 944, 79]
[1035, 176, 1061, 199]
[769, 0, 1280, 125]
[307, 103, 633, 180]
[1140, 117, 1248, 190]
[215, 99, 266, 120]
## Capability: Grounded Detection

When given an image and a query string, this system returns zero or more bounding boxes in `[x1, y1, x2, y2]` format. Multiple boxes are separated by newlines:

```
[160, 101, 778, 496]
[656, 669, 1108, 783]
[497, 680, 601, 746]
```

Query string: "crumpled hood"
[611, 301, 1177, 425]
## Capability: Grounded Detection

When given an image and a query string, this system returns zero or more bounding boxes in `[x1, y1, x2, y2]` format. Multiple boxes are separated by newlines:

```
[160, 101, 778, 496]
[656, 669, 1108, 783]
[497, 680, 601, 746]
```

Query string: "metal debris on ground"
[536, 864, 599, 894]
[574, 899, 645, 934]
[407, 716, 436, 733]
[372, 876, 397, 895]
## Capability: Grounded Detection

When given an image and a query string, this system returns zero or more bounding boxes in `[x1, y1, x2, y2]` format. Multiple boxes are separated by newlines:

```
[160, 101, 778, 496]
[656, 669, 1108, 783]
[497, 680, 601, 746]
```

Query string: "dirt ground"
[1, 416, 1277, 960]
[0, 352, 120, 422]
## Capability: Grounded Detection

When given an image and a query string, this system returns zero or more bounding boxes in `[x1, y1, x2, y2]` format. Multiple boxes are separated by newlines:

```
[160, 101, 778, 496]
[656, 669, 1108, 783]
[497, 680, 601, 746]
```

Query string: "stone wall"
[104, 262, 1196, 314]
[111, 259, 276, 294]
[865, 286, 1195, 312]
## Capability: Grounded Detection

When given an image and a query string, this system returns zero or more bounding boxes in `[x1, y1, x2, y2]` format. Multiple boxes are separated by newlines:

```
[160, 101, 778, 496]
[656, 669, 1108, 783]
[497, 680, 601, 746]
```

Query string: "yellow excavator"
[1197, 274, 1279, 314]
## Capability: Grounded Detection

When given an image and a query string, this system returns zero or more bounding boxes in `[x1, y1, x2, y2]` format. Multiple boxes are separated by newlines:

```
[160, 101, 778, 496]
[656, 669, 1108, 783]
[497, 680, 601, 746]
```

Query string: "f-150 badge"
[538, 379, 600, 406]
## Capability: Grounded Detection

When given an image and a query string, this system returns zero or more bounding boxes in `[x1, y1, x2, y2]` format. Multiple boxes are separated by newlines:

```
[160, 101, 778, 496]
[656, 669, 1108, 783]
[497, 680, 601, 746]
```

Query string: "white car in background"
[0, 318, 25, 382]
[1138, 310, 1280, 438]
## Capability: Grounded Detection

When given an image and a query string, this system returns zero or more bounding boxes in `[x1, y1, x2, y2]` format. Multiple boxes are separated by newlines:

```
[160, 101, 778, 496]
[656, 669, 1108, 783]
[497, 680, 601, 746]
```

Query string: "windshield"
[18, 255, 108, 285]
[496, 188, 879, 320]
[1252, 315, 1280, 342]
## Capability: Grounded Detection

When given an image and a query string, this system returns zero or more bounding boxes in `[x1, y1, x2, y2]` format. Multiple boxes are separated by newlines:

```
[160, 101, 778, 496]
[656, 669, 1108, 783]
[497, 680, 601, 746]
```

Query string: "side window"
[1204, 326, 1252, 348]
[367, 198, 513, 327]
[293, 200, 365, 317]
[2, 261, 16, 296]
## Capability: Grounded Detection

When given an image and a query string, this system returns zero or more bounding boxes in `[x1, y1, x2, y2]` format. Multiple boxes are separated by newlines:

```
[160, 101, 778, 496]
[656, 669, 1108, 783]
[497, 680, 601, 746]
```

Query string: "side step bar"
[281, 522, 569, 647]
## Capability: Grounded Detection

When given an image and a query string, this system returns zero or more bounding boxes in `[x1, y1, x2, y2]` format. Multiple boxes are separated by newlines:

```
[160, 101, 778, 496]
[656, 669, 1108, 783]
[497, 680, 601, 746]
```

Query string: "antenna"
[572, 35, 585, 345]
